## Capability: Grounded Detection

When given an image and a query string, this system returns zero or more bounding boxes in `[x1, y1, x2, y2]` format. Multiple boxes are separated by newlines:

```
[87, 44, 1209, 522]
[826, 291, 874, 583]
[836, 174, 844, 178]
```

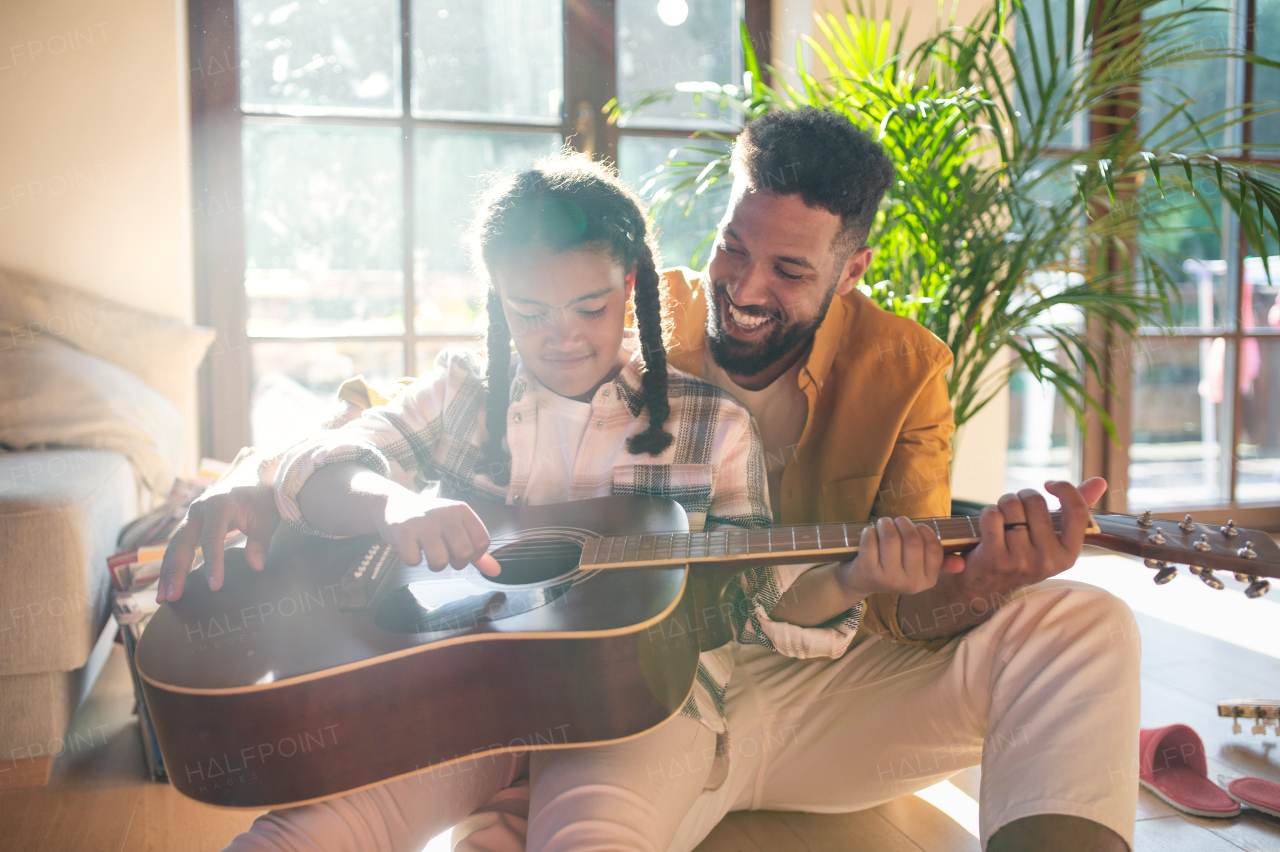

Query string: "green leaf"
[1140, 151, 1164, 198]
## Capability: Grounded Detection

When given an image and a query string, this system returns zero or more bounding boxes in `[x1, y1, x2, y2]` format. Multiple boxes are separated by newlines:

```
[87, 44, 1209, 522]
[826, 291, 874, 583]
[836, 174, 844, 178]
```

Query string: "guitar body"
[137, 492, 1280, 809]
[136, 496, 700, 808]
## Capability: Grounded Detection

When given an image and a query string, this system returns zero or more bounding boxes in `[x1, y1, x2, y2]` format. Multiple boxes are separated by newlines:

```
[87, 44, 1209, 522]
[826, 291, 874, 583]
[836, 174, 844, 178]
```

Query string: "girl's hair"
[469, 151, 672, 485]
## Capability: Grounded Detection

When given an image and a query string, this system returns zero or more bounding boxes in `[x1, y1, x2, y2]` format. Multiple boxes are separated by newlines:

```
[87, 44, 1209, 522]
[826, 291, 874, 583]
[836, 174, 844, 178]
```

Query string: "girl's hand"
[376, 491, 502, 577]
[835, 516, 965, 599]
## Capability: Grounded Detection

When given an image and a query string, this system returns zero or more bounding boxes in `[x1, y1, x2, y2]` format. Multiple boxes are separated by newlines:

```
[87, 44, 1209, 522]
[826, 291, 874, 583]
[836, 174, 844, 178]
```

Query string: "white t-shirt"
[701, 353, 809, 523]
[524, 379, 594, 506]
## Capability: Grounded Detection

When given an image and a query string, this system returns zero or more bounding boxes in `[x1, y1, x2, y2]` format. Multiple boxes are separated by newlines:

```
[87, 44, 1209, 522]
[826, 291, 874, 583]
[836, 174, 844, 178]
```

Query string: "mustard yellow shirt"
[655, 268, 957, 645]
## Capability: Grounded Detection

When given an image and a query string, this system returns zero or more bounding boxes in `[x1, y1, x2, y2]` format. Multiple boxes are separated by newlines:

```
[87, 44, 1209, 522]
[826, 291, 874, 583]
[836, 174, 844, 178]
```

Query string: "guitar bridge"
[338, 541, 398, 611]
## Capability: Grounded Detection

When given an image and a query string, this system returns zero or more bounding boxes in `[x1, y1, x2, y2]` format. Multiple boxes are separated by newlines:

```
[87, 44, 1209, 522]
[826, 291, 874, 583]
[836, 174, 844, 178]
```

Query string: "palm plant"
[610, 0, 1280, 445]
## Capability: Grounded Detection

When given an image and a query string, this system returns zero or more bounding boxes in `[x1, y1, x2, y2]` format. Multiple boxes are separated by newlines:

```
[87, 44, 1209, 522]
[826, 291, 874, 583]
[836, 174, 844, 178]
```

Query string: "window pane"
[238, 0, 401, 117]
[1237, 337, 1280, 503]
[1005, 347, 1076, 494]
[1139, 181, 1229, 331]
[413, 129, 561, 334]
[251, 341, 404, 447]
[412, 0, 563, 122]
[1128, 337, 1231, 509]
[1013, 0, 1084, 149]
[242, 123, 405, 336]
[617, 0, 741, 130]
[618, 134, 730, 269]
[1253, 0, 1280, 158]
[1243, 254, 1280, 331]
[1140, 0, 1230, 150]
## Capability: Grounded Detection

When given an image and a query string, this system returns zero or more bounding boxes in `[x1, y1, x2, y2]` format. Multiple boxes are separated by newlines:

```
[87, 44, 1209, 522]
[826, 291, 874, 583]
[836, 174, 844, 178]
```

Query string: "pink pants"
[224, 580, 1141, 851]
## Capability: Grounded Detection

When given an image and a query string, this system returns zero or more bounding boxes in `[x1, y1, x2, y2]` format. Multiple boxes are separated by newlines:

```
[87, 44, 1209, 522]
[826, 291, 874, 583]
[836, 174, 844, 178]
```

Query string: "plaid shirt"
[276, 338, 862, 733]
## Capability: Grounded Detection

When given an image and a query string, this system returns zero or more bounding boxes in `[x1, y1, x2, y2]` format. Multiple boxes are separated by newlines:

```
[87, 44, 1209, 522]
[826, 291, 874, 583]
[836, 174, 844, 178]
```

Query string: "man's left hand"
[957, 478, 1108, 599]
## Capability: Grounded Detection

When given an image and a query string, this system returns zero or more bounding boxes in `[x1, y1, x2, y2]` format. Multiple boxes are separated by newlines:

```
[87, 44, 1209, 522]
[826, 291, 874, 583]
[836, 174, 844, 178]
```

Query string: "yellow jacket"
[657, 268, 957, 643]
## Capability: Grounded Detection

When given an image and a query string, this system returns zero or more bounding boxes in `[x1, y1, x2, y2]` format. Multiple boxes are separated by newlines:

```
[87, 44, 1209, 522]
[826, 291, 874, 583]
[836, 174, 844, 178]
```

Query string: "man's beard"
[704, 282, 834, 378]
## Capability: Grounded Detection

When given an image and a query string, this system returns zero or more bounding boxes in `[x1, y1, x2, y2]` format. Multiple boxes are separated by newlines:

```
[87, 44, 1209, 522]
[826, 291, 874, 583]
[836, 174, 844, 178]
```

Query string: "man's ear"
[834, 246, 873, 297]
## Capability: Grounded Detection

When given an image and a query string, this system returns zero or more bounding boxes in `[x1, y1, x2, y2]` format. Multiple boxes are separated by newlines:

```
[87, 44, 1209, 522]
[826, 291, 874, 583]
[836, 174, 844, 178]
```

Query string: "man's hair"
[730, 107, 894, 262]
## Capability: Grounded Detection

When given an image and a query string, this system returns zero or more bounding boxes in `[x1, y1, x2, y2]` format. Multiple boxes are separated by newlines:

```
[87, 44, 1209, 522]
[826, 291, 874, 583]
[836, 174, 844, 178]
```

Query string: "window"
[1004, 0, 1280, 517]
[190, 0, 764, 458]
[1125, 0, 1278, 514]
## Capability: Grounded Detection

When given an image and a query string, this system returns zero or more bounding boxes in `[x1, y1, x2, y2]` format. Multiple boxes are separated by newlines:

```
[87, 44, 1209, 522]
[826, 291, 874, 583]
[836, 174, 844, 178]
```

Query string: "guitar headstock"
[1218, 699, 1280, 736]
[1087, 511, 1280, 597]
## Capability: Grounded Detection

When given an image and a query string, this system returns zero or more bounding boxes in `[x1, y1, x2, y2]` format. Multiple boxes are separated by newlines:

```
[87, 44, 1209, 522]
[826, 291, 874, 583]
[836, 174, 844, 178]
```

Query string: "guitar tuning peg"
[1194, 534, 1211, 552]
[1147, 560, 1177, 584]
[1148, 528, 1167, 545]
[1238, 541, 1258, 560]
[1221, 519, 1239, 538]
[1254, 720, 1268, 736]
[1235, 572, 1253, 583]
[1246, 578, 1271, 599]
[1138, 510, 1154, 527]
[1233, 716, 1243, 735]
[1190, 565, 1225, 590]
[1180, 514, 1196, 533]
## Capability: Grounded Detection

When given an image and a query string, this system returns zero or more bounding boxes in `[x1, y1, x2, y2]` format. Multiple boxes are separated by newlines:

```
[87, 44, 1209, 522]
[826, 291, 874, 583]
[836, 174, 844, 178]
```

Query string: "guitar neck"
[579, 512, 1085, 570]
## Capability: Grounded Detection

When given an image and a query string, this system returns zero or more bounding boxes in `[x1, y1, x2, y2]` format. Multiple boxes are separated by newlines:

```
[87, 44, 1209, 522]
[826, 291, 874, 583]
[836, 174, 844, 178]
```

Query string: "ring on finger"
[1003, 522, 1030, 531]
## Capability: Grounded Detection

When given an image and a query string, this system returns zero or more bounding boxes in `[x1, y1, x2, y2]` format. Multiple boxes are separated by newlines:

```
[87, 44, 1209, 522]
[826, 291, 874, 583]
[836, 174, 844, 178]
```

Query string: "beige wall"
[0, 0, 193, 321]
[0, 0, 198, 470]
[773, 0, 995, 84]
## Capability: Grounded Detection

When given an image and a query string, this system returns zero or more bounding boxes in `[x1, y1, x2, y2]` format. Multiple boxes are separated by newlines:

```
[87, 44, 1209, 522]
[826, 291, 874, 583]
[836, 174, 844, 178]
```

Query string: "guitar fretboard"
[579, 514, 1069, 569]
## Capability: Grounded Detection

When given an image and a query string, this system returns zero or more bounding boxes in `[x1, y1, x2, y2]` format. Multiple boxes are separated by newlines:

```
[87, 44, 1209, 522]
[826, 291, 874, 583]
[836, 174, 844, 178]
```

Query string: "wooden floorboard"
[0, 646, 260, 852]
[6, 552, 1280, 851]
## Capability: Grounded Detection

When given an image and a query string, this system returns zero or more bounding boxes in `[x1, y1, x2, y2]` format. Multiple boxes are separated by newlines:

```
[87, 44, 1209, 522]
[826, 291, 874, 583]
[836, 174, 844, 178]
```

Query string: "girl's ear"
[624, 266, 636, 301]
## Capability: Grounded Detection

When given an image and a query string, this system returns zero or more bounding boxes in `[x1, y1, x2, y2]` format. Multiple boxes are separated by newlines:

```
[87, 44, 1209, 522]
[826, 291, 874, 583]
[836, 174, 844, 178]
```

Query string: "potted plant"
[610, 0, 1280, 510]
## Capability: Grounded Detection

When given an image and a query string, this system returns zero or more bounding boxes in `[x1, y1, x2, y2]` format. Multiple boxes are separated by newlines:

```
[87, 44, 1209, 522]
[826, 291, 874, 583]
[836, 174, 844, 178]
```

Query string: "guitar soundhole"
[487, 539, 584, 585]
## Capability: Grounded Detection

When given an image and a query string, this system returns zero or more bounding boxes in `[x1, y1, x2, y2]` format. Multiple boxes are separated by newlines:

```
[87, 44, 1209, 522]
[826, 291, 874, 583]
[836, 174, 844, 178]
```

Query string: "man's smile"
[718, 290, 779, 340]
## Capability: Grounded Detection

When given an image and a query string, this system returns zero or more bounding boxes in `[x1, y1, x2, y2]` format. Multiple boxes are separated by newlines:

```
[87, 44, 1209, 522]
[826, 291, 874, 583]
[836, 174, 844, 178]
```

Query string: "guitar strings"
[481, 514, 1074, 562]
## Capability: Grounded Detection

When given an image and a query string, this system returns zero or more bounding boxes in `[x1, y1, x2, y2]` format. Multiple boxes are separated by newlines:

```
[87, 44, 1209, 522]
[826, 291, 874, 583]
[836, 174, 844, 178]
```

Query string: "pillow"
[0, 267, 216, 413]
[0, 336, 184, 500]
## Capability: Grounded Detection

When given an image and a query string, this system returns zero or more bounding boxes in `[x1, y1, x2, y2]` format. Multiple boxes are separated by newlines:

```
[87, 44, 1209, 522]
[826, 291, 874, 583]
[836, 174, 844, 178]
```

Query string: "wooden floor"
[3, 552, 1280, 852]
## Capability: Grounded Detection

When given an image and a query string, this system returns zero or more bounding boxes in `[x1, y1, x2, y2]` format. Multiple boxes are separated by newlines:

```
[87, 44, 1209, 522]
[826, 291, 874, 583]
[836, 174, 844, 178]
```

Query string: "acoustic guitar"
[135, 497, 1279, 808]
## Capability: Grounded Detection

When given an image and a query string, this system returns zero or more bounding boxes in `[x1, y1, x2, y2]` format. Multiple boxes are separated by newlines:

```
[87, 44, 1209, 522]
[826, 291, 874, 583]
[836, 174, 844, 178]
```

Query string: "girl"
[227, 152, 863, 852]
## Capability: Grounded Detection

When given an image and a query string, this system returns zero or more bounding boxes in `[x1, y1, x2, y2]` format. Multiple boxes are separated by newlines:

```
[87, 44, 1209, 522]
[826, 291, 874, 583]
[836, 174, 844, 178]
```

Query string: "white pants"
[224, 580, 1141, 852]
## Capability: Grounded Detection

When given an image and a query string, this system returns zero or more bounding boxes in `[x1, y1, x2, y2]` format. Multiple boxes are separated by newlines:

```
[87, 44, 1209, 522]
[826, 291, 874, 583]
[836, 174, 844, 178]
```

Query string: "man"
[652, 108, 1136, 852]
[160, 108, 1138, 852]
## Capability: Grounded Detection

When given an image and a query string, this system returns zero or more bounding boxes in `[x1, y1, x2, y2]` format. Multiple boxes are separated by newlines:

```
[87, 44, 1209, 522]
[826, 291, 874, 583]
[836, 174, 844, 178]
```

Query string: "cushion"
[0, 337, 184, 498]
[0, 450, 134, 675]
[0, 267, 215, 414]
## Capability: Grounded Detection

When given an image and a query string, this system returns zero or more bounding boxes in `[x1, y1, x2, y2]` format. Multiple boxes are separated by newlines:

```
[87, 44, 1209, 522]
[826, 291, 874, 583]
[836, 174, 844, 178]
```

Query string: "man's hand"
[958, 478, 1107, 598]
[837, 516, 966, 599]
[771, 516, 967, 628]
[893, 478, 1107, 641]
[157, 484, 280, 603]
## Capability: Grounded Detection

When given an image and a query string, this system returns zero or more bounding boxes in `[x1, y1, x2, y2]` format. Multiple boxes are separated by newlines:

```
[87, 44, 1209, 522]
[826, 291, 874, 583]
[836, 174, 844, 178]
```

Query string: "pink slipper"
[1139, 725, 1241, 818]
[1226, 777, 1280, 818]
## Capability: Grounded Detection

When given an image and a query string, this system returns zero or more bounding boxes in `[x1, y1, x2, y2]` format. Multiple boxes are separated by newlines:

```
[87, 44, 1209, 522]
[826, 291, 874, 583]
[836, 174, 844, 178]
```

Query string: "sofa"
[0, 269, 213, 787]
